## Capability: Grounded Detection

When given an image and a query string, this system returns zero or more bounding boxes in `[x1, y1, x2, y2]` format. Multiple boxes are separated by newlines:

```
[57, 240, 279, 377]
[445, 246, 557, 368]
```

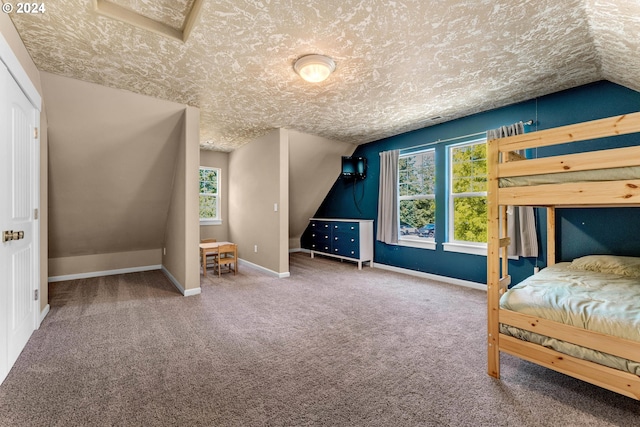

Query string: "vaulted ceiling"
[8, 0, 640, 151]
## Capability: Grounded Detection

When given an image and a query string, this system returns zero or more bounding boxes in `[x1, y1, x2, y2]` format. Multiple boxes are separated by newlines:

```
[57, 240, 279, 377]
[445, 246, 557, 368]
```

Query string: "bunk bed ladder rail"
[487, 135, 507, 378]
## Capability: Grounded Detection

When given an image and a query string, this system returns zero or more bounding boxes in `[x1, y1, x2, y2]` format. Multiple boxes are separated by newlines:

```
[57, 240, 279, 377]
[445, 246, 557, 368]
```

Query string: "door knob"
[2, 230, 24, 242]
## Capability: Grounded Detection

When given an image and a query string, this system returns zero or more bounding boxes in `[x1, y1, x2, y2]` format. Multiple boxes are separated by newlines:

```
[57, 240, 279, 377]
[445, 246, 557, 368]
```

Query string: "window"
[199, 167, 220, 224]
[448, 139, 487, 246]
[398, 149, 436, 246]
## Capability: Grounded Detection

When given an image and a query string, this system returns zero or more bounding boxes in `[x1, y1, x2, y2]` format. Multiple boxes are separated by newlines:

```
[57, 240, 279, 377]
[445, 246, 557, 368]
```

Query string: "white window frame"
[199, 166, 221, 225]
[398, 148, 436, 250]
[443, 138, 487, 256]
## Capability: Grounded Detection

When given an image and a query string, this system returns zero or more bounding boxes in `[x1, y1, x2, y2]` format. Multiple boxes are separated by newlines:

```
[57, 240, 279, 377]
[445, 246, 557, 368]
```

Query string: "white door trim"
[0, 32, 41, 110]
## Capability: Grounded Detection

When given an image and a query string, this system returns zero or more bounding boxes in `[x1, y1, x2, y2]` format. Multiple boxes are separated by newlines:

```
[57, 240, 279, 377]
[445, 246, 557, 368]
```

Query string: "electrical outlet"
[163, 248, 166, 256]
[254, 245, 258, 253]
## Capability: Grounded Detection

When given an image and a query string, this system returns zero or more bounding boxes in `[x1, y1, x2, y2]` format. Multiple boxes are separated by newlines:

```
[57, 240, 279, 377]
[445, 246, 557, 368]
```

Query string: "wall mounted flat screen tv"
[341, 156, 367, 179]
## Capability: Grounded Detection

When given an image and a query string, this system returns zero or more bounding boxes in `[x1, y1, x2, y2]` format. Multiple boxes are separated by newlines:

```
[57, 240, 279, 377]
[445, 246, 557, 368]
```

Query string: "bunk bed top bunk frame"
[487, 111, 640, 400]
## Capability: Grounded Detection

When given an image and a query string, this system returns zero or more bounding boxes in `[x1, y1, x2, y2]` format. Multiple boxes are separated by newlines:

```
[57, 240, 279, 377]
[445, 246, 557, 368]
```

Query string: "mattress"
[499, 165, 640, 188]
[499, 262, 640, 375]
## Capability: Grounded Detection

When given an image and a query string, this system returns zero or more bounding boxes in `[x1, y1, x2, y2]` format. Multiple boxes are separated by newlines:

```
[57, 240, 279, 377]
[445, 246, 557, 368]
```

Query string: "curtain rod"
[380, 119, 535, 155]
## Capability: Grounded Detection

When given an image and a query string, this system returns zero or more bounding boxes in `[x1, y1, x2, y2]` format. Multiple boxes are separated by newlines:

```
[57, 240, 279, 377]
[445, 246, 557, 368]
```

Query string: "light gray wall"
[162, 107, 200, 293]
[228, 129, 289, 275]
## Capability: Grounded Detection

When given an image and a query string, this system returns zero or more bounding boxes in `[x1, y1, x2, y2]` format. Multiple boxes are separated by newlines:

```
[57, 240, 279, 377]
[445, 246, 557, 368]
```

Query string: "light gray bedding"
[499, 262, 640, 375]
[499, 165, 640, 188]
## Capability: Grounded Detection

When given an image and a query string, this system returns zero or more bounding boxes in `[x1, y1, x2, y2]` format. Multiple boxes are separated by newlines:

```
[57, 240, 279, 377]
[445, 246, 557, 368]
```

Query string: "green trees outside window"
[199, 167, 219, 220]
[450, 141, 487, 243]
[398, 149, 436, 240]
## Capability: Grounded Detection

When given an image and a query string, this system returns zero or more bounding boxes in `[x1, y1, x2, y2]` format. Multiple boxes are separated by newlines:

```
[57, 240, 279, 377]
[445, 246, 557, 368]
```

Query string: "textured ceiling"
[7, 0, 640, 151]
[106, 0, 196, 31]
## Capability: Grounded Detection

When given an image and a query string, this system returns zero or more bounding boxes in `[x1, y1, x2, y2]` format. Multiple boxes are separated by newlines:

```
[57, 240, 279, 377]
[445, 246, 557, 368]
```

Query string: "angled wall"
[42, 72, 192, 285]
[288, 130, 355, 250]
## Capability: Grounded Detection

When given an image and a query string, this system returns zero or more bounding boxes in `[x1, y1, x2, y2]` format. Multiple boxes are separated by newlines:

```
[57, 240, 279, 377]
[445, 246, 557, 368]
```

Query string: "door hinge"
[34, 289, 39, 301]
[34, 208, 38, 220]
[34, 127, 39, 139]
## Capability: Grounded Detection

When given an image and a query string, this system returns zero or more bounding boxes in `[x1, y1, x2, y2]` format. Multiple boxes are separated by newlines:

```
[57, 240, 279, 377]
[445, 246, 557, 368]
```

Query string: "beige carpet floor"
[0, 253, 638, 426]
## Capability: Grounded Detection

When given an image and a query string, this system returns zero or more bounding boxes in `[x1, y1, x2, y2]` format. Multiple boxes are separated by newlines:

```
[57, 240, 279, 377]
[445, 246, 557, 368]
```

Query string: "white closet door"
[0, 61, 38, 384]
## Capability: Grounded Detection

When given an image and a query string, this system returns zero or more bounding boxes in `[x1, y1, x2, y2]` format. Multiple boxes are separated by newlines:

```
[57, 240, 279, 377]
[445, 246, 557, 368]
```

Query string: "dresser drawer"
[332, 243, 360, 258]
[332, 232, 359, 247]
[312, 242, 332, 252]
[331, 221, 359, 234]
[310, 220, 331, 232]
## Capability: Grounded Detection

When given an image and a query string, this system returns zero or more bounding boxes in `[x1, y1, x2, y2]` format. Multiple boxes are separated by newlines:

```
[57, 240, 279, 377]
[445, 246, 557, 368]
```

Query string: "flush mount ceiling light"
[294, 54, 336, 83]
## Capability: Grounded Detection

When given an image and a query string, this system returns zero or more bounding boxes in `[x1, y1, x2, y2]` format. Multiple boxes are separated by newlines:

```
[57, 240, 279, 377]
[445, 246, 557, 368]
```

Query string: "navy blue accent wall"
[557, 208, 640, 261]
[306, 81, 640, 285]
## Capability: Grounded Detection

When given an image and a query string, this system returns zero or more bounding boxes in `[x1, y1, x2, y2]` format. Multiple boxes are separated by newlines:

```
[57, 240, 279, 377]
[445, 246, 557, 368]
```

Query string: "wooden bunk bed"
[487, 111, 640, 400]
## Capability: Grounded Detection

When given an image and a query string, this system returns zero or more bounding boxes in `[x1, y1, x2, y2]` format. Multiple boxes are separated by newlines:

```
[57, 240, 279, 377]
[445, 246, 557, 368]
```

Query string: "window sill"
[398, 238, 436, 250]
[200, 219, 222, 226]
[443, 242, 486, 256]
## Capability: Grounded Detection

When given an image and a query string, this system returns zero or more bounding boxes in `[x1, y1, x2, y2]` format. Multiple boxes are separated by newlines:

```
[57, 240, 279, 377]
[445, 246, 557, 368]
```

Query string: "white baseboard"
[184, 287, 201, 296]
[239, 258, 290, 278]
[48, 265, 162, 283]
[38, 304, 50, 327]
[374, 263, 486, 291]
[161, 266, 201, 296]
[290, 248, 311, 254]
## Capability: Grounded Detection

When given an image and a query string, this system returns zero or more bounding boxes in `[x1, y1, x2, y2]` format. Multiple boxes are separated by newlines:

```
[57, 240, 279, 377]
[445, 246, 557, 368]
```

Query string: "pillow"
[568, 255, 640, 278]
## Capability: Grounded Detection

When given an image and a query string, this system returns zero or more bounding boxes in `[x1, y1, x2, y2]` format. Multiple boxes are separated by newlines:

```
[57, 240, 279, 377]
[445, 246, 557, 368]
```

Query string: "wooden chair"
[200, 238, 217, 271]
[216, 243, 237, 277]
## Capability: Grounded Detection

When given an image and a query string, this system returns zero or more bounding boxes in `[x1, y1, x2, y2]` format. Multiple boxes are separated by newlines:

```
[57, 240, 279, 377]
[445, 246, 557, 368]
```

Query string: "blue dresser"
[307, 218, 374, 269]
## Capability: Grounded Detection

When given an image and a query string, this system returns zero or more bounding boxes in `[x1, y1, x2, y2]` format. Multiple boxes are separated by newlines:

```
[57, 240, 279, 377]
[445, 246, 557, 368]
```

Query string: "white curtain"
[487, 123, 539, 258]
[377, 150, 399, 244]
